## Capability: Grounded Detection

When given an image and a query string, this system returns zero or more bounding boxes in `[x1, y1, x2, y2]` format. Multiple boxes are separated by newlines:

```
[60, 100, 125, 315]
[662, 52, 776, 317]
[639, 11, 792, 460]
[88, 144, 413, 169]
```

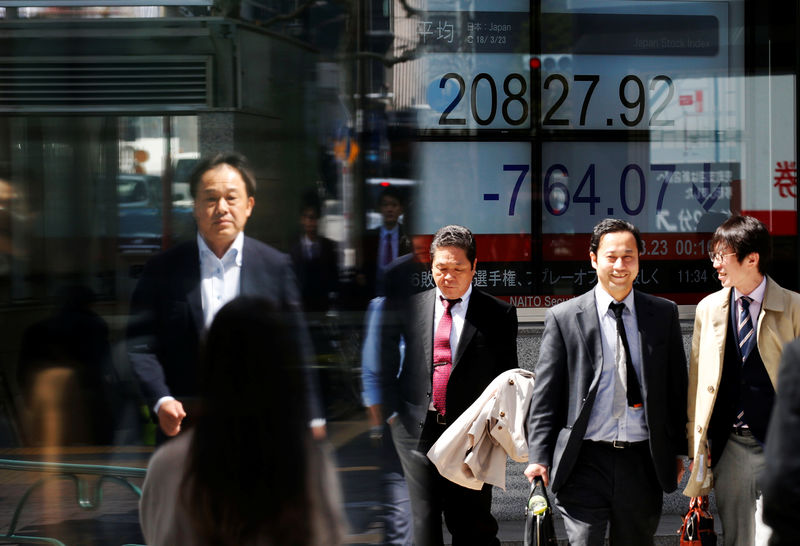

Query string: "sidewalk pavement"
[347, 513, 722, 545]
[481, 514, 693, 546]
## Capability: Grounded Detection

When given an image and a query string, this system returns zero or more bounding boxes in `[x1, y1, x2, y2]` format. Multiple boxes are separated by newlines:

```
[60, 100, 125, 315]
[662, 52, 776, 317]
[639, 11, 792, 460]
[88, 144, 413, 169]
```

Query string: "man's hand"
[311, 424, 327, 441]
[157, 399, 186, 437]
[524, 463, 550, 487]
[367, 404, 383, 428]
[676, 457, 686, 484]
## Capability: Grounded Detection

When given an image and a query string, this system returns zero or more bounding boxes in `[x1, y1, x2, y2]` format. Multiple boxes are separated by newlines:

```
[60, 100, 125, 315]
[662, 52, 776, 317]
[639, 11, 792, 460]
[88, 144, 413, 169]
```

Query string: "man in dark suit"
[127, 152, 323, 439]
[362, 186, 409, 298]
[382, 224, 517, 546]
[762, 337, 800, 545]
[289, 196, 338, 316]
[524, 218, 688, 545]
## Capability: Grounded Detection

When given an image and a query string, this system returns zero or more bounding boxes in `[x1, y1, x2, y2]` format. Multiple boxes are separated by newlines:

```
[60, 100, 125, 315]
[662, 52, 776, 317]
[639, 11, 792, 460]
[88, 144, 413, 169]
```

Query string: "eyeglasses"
[708, 251, 736, 263]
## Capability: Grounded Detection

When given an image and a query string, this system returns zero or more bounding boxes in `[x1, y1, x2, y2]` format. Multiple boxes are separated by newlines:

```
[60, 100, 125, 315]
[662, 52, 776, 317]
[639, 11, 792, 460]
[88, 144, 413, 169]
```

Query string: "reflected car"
[118, 174, 194, 252]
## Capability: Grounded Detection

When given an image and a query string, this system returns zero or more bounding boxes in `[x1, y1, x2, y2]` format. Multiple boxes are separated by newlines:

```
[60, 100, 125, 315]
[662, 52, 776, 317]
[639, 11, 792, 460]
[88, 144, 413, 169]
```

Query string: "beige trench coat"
[684, 276, 800, 496]
[427, 368, 534, 491]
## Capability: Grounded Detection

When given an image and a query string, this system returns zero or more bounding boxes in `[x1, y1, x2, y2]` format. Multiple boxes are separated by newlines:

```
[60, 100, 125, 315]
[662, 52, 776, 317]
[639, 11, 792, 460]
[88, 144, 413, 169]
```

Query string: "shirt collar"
[595, 285, 635, 316]
[435, 283, 472, 309]
[197, 231, 244, 267]
[380, 224, 399, 237]
[734, 274, 767, 304]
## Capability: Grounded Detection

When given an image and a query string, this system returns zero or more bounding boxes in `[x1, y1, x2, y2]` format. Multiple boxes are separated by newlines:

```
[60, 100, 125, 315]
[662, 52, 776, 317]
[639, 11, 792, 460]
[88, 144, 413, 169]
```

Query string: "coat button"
[707, 386, 715, 394]
[499, 411, 506, 417]
[508, 379, 515, 385]
[497, 425, 503, 430]
[697, 425, 702, 433]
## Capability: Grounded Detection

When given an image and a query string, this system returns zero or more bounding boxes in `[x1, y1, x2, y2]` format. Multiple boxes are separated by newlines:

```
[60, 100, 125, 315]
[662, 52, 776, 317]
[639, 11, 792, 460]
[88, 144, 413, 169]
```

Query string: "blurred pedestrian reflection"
[290, 192, 339, 317]
[17, 285, 116, 446]
[140, 296, 345, 546]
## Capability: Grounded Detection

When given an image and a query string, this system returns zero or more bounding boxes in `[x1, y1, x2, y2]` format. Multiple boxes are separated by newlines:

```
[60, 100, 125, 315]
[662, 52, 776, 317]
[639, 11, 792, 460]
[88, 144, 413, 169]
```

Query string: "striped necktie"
[737, 296, 755, 362]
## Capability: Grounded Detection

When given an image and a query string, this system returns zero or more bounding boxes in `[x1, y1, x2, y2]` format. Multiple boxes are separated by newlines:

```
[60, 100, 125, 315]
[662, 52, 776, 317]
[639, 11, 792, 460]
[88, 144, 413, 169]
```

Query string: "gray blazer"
[526, 289, 688, 493]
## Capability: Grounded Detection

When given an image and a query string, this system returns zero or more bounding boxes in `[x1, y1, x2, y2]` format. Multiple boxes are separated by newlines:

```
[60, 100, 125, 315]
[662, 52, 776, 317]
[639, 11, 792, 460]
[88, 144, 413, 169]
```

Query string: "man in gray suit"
[524, 218, 688, 545]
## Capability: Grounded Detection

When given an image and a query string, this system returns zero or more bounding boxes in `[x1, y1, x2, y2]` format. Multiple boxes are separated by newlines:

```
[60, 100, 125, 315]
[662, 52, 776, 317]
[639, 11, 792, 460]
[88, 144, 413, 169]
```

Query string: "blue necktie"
[737, 296, 755, 362]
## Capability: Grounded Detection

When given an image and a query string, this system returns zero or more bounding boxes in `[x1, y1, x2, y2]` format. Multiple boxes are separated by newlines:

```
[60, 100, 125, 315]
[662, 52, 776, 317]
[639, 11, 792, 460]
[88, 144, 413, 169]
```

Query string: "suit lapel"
[185, 241, 204, 334]
[571, 290, 603, 434]
[453, 291, 478, 368]
[575, 291, 603, 385]
[239, 236, 254, 295]
[634, 291, 655, 397]
[417, 290, 435, 376]
[710, 288, 731, 376]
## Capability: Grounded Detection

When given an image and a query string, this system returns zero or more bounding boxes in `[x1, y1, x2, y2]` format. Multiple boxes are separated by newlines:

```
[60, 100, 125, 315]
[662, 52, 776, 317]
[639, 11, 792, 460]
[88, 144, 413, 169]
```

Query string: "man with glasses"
[685, 215, 800, 545]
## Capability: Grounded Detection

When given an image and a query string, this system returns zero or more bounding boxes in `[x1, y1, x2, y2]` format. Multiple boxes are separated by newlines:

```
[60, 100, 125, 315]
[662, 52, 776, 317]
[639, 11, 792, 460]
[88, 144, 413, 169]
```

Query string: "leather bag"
[678, 495, 717, 546]
[524, 476, 558, 546]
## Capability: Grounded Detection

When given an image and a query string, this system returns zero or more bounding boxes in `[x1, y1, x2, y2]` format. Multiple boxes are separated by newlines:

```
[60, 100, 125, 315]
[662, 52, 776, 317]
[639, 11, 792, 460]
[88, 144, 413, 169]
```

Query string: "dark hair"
[300, 189, 322, 218]
[430, 224, 477, 265]
[181, 297, 339, 546]
[189, 152, 256, 198]
[378, 186, 403, 208]
[710, 215, 772, 274]
[589, 218, 644, 255]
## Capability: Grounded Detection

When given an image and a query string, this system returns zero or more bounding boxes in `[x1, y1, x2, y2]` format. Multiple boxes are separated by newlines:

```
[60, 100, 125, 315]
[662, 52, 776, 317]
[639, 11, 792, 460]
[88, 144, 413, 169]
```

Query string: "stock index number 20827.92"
[542, 73, 676, 128]
[432, 72, 678, 129]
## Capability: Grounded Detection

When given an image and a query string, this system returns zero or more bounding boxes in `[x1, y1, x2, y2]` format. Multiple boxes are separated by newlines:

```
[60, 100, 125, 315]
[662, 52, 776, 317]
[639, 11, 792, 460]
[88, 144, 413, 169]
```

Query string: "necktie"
[432, 297, 460, 415]
[609, 302, 643, 409]
[382, 233, 393, 266]
[738, 296, 755, 362]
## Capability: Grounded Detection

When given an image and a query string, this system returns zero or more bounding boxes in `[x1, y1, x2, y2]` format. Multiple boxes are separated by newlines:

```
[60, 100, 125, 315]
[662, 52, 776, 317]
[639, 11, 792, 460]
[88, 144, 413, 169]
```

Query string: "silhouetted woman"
[140, 296, 345, 545]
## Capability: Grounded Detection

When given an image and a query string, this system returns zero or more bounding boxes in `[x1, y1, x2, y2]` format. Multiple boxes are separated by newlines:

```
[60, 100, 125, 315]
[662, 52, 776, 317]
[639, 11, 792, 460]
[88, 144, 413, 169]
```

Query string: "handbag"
[524, 476, 558, 546]
[678, 495, 717, 546]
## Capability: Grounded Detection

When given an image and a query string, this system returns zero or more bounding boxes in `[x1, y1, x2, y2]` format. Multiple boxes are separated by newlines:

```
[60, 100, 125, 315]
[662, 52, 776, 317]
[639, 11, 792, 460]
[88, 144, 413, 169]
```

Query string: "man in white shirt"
[127, 152, 324, 440]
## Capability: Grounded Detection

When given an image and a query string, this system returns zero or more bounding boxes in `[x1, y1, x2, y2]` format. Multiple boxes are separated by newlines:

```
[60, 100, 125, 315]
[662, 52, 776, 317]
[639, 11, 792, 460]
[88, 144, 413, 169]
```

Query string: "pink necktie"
[432, 297, 460, 415]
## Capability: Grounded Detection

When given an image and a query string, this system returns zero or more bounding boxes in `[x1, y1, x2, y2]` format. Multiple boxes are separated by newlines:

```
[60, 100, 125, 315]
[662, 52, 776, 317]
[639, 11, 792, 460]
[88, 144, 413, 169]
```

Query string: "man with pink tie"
[381, 224, 518, 546]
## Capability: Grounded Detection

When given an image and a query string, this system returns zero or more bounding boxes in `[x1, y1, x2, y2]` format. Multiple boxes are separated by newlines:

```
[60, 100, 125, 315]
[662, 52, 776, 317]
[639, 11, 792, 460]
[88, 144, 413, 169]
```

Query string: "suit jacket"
[684, 275, 800, 496]
[762, 338, 800, 544]
[289, 235, 338, 314]
[127, 235, 323, 420]
[527, 289, 688, 494]
[362, 224, 410, 297]
[381, 286, 518, 440]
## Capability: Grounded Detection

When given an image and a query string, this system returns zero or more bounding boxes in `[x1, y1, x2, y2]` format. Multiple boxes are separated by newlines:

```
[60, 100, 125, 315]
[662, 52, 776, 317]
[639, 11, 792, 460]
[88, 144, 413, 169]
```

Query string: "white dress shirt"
[154, 231, 244, 415]
[198, 231, 244, 329]
[428, 284, 472, 411]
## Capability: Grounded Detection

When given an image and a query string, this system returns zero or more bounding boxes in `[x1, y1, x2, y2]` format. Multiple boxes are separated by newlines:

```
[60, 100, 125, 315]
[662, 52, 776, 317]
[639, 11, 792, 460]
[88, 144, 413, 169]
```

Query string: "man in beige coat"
[686, 215, 800, 546]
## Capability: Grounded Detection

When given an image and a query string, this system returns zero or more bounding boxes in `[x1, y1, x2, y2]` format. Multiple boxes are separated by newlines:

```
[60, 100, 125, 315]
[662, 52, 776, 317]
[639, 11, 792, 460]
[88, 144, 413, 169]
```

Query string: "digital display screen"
[413, 140, 532, 298]
[414, 3, 531, 130]
[539, 2, 730, 131]
[530, 0, 742, 306]
[404, 0, 765, 307]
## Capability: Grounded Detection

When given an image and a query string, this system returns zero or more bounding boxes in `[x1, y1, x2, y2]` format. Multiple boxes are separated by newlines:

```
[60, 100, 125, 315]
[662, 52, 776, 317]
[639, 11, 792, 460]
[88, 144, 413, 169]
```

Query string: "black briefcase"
[524, 476, 558, 546]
